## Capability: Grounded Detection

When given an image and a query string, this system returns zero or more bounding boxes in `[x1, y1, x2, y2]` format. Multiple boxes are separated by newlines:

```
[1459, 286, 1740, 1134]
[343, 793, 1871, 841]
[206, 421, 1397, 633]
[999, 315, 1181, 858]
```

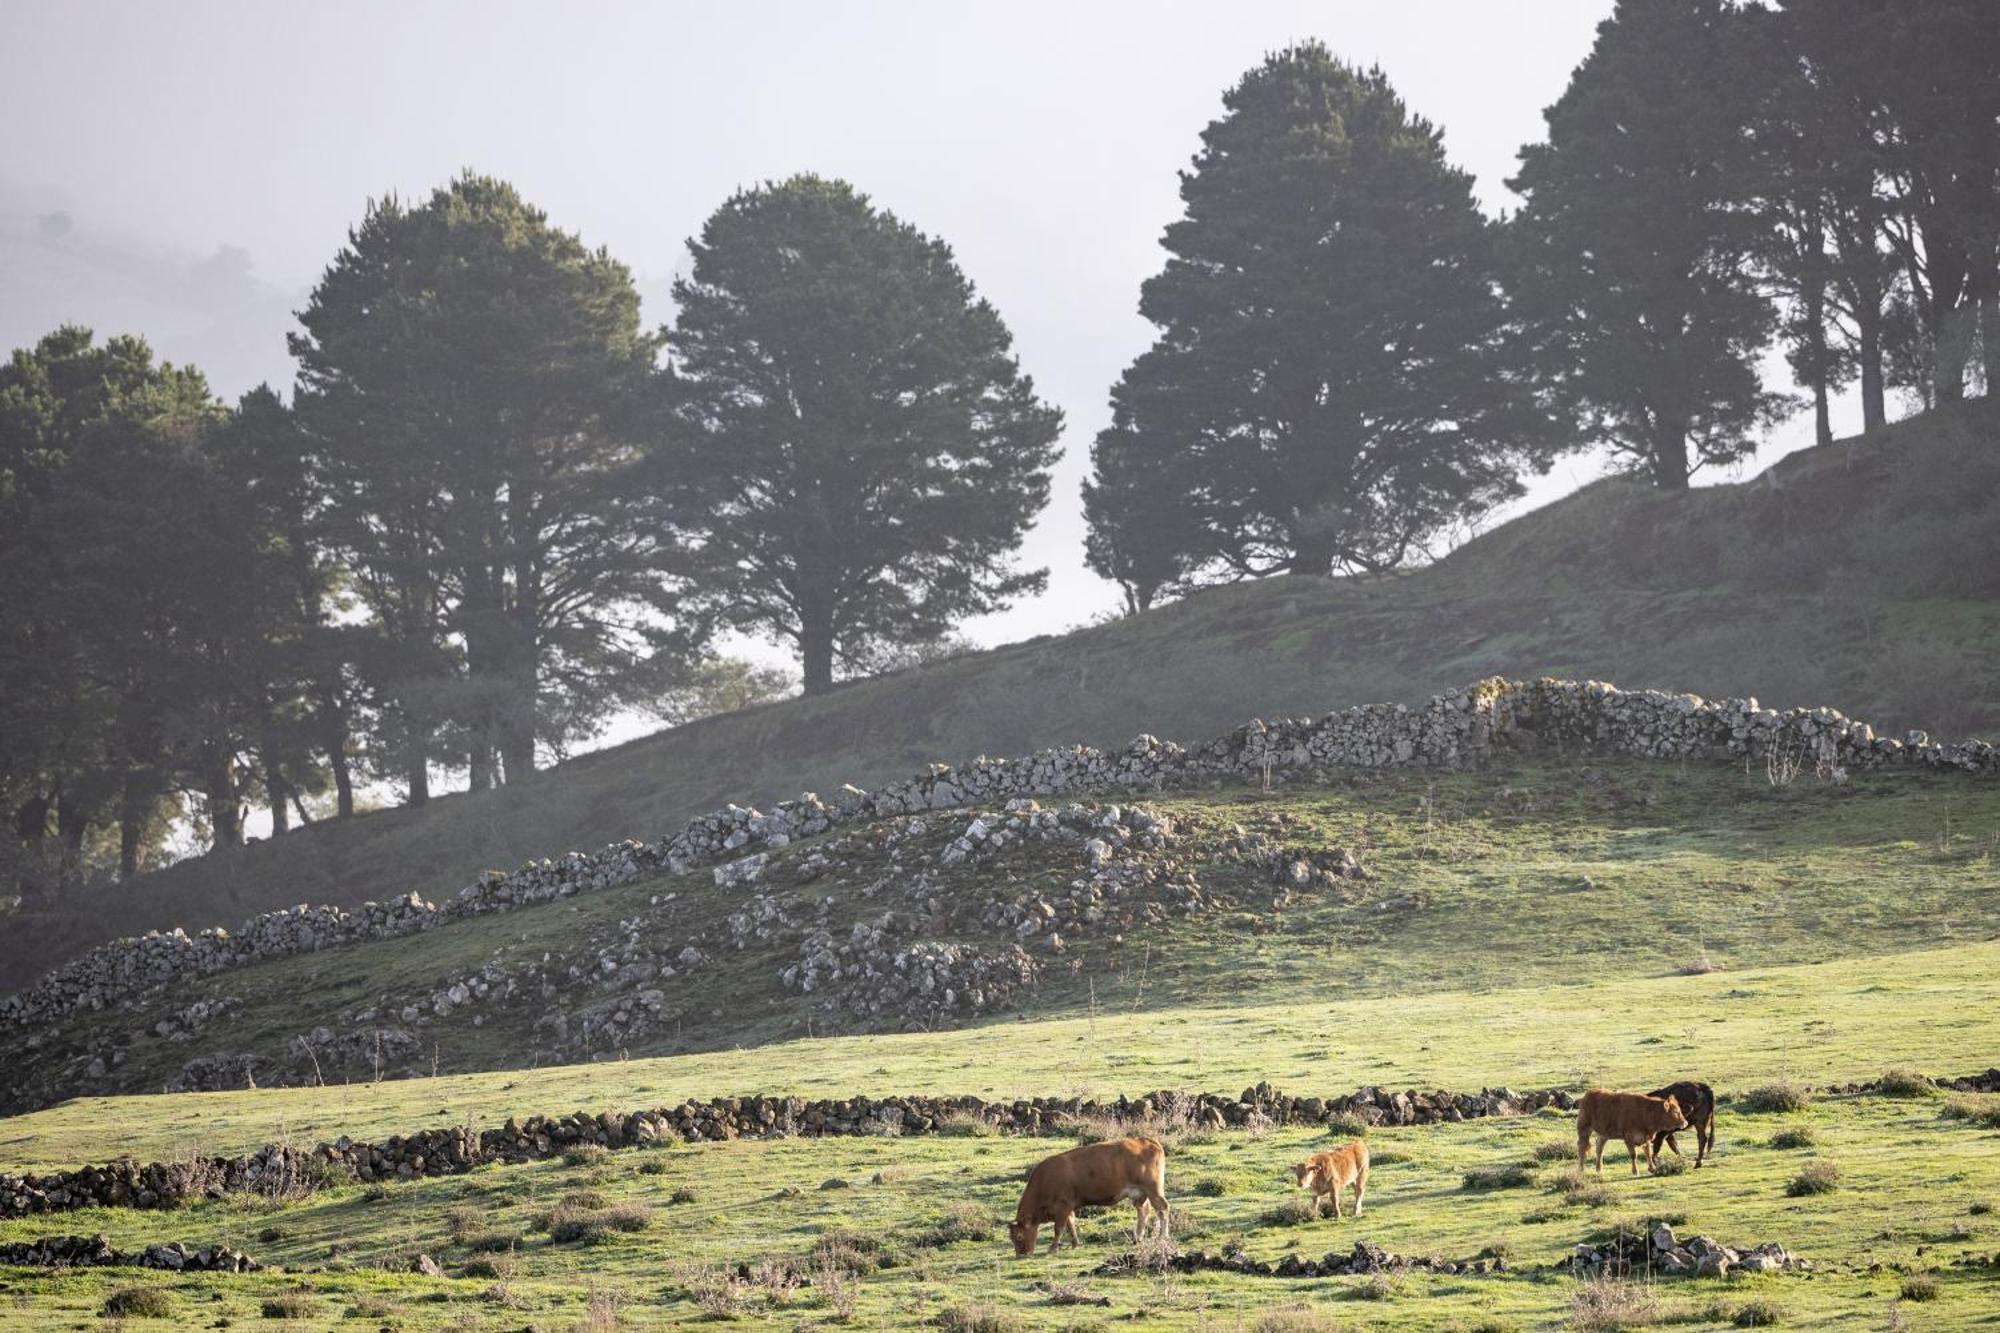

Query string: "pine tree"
[1509, 0, 1787, 488]
[1085, 44, 1546, 590]
[667, 176, 1061, 695]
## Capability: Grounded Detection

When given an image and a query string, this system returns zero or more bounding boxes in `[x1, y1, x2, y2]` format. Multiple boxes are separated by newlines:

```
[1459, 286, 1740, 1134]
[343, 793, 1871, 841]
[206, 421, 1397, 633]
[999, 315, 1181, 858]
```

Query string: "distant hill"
[5, 401, 1996, 992]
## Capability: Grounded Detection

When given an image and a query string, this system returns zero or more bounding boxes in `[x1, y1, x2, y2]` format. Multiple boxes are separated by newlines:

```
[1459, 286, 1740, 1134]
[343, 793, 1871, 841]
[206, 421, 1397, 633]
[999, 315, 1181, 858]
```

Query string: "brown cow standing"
[1576, 1089, 1688, 1176]
[1010, 1137, 1169, 1255]
[1292, 1139, 1370, 1219]
[1647, 1080, 1717, 1167]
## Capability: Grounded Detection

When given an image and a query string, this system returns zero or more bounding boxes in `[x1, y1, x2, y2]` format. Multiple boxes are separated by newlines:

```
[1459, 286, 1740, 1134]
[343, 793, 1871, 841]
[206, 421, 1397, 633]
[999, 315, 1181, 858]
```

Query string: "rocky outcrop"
[1096, 1238, 1487, 1279]
[0, 1233, 260, 1272]
[9, 677, 1995, 1032]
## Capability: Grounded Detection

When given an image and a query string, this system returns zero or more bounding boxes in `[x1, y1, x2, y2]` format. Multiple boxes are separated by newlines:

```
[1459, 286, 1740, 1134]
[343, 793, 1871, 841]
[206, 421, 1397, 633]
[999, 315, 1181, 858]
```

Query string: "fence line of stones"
[5, 1067, 1994, 1223]
[9, 677, 1997, 1033]
[0, 1233, 259, 1272]
[0, 1081, 1571, 1220]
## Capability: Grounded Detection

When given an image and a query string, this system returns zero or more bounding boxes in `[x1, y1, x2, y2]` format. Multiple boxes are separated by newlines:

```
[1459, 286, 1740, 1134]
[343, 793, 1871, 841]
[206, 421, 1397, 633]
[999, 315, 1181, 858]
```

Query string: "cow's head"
[1290, 1160, 1316, 1188]
[1660, 1095, 1689, 1130]
[1009, 1218, 1037, 1256]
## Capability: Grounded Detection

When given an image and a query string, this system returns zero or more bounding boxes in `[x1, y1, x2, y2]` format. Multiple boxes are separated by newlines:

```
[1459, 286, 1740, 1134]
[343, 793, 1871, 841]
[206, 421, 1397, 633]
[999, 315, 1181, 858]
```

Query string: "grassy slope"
[8, 758, 1999, 1114]
[6, 403, 2000, 992]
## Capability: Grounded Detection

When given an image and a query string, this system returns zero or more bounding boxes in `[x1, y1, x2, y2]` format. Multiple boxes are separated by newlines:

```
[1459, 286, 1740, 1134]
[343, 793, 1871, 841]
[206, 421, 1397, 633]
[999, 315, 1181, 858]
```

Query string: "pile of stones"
[1566, 1222, 1808, 1278]
[0, 1233, 259, 1272]
[9, 677, 1997, 1033]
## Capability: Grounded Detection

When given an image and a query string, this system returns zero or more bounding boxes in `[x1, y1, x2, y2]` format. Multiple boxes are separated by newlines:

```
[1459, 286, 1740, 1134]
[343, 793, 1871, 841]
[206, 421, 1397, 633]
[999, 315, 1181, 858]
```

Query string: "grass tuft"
[1739, 1082, 1811, 1114]
[1875, 1068, 1936, 1098]
[1768, 1125, 1818, 1150]
[1899, 1273, 1941, 1303]
[1462, 1162, 1536, 1190]
[101, 1286, 173, 1319]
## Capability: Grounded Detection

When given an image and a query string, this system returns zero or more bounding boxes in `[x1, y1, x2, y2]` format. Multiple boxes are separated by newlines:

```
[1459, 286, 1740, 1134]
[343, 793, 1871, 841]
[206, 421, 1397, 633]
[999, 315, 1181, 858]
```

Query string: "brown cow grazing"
[1010, 1137, 1168, 1256]
[1576, 1089, 1689, 1176]
[1647, 1080, 1717, 1168]
[1292, 1139, 1370, 1219]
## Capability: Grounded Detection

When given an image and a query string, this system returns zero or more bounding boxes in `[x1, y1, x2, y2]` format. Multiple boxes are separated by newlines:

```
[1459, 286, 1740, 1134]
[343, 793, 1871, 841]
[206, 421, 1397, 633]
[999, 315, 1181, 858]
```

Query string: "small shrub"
[1261, 1195, 1320, 1227]
[1649, 1154, 1690, 1177]
[1462, 1162, 1535, 1191]
[1875, 1068, 1936, 1099]
[1768, 1126, 1818, 1150]
[669, 1185, 699, 1205]
[256, 1224, 290, 1244]
[1251, 1307, 1343, 1333]
[1940, 1094, 2000, 1129]
[934, 1303, 1025, 1333]
[1534, 1138, 1579, 1163]
[1899, 1273, 1941, 1303]
[462, 1257, 504, 1280]
[1191, 1174, 1244, 1198]
[1679, 951, 1722, 975]
[1325, 1111, 1370, 1139]
[346, 1294, 394, 1319]
[260, 1293, 314, 1320]
[1354, 1272, 1399, 1300]
[1368, 1148, 1413, 1165]
[920, 1200, 997, 1246]
[463, 1229, 523, 1253]
[1041, 1278, 1107, 1307]
[812, 1228, 882, 1275]
[820, 1176, 852, 1190]
[101, 1286, 173, 1319]
[937, 1112, 999, 1139]
[1732, 1300, 1785, 1327]
[562, 1143, 610, 1168]
[636, 1157, 668, 1176]
[546, 1207, 609, 1245]
[1739, 1082, 1811, 1114]
[554, 1187, 607, 1212]
[1969, 1199, 1992, 1216]
[1785, 1160, 1841, 1197]
[1569, 1275, 1658, 1332]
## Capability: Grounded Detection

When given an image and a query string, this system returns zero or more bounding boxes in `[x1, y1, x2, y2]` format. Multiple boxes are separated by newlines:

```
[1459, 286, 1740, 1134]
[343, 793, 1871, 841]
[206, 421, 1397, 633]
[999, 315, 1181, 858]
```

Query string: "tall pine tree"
[1508, 0, 1786, 488]
[1085, 45, 1545, 591]
[666, 176, 1061, 695]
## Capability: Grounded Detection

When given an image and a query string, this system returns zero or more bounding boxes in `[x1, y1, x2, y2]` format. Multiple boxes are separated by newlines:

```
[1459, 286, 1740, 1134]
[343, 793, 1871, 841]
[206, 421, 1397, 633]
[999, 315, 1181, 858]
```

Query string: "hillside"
[7, 748, 1998, 1116]
[5, 402, 1998, 991]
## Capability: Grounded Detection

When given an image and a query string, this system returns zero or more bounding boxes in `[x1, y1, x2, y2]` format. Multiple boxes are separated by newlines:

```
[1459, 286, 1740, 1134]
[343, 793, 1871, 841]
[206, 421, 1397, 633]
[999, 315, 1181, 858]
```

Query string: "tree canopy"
[666, 175, 1061, 695]
[1084, 45, 1547, 603]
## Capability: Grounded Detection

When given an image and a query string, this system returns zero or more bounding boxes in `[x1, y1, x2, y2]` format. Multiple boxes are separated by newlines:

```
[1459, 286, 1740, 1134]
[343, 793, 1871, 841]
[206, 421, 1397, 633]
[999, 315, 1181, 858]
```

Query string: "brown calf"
[1010, 1137, 1168, 1256]
[1576, 1089, 1688, 1177]
[1292, 1139, 1369, 1219]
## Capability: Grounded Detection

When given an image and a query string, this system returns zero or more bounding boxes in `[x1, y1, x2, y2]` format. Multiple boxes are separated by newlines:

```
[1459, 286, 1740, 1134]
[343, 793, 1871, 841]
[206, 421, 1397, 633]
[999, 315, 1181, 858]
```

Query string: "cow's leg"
[1595, 1134, 1607, 1175]
[1330, 1185, 1342, 1220]
[1148, 1186, 1170, 1240]
[1353, 1163, 1367, 1217]
[1578, 1125, 1591, 1173]
[1064, 1212, 1081, 1250]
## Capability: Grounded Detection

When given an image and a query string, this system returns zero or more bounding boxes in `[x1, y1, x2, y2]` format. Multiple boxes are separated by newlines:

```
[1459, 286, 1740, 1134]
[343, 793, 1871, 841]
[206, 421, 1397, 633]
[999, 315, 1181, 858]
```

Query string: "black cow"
[1648, 1080, 1717, 1167]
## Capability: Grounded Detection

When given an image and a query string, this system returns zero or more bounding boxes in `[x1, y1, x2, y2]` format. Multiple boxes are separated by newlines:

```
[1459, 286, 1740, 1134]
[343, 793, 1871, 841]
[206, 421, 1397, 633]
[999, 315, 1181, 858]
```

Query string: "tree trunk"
[56, 794, 89, 889]
[1859, 310, 1887, 431]
[207, 758, 241, 850]
[1813, 378, 1832, 450]
[267, 767, 289, 836]
[467, 744, 494, 793]
[406, 734, 430, 807]
[1652, 421, 1692, 490]
[800, 613, 836, 697]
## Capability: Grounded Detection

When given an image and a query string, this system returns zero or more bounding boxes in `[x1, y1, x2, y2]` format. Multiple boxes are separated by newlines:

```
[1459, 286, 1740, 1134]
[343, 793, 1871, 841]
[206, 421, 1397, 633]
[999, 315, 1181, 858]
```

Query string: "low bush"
[936, 1112, 999, 1139]
[1251, 1305, 1345, 1333]
[1785, 1160, 1841, 1197]
[1324, 1111, 1370, 1139]
[669, 1185, 699, 1205]
[1191, 1173, 1247, 1198]
[1768, 1126, 1818, 1150]
[1739, 1082, 1811, 1114]
[1462, 1162, 1536, 1190]
[1875, 1068, 1936, 1098]
[1568, 1275, 1657, 1331]
[1534, 1137, 1579, 1163]
[260, 1293, 315, 1320]
[562, 1144, 610, 1168]
[463, 1230, 523, 1253]
[1649, 1154, 1690, 1177]
[1940, 1094, 2000, 1129]
[1261, 1195, 1321, 1227]
[1899, 1273, 1941, 1303]
[1731, 1299, 1785, 1327]
[919, 1200, 998, 1247]
[635, 1157, 668, 1176]
[101, 1286, 174, 1319]
[934, 1303, 1025, 1333]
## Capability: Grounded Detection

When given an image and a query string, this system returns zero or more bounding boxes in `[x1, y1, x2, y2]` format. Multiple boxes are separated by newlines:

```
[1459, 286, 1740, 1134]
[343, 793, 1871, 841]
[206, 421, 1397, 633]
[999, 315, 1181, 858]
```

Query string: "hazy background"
[1, 0, 1842, 662]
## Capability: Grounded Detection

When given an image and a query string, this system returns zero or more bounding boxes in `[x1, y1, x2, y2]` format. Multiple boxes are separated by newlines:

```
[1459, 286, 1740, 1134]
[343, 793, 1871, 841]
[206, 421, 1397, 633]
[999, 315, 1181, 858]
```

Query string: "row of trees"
[2, 176, 1059, 894]
[5, 0, 1992, 888]
[1085, 0, 2000, 610]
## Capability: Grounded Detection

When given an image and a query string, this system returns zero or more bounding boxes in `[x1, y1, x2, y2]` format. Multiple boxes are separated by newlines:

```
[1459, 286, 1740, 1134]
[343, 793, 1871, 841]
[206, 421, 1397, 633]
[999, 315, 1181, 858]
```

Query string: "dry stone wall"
[7, 677, 1995, 1033]
[0, 1080, 1571, 1220]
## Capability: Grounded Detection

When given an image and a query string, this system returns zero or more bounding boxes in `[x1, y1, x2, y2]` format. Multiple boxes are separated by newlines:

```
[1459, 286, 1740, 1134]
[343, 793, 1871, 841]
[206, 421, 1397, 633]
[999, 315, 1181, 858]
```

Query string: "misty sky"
[3, 0, 1854, 660]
